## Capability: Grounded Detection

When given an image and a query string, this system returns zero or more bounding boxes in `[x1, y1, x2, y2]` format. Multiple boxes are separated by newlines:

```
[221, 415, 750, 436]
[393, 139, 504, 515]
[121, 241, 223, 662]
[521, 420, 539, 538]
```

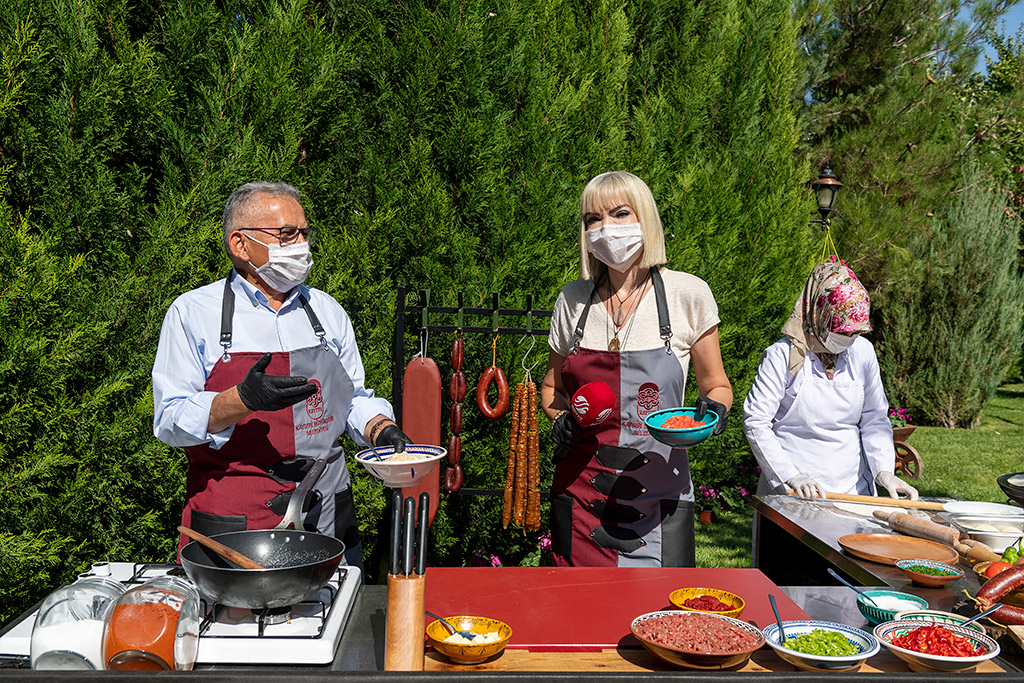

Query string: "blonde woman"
[540, 171, 732, 567]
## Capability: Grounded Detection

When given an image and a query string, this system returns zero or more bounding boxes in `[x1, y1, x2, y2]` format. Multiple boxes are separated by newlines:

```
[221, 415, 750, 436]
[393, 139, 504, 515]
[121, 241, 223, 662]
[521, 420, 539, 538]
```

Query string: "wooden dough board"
[425, 646, 1010, 673]
[424, 567, 808, 652]
[839, 533, 959, 565]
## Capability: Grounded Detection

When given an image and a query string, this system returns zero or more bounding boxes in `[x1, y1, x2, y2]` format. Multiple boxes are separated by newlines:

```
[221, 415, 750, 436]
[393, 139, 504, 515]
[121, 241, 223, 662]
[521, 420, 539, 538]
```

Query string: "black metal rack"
[390, 286, 553, 499]
[390, 286, 553, 428]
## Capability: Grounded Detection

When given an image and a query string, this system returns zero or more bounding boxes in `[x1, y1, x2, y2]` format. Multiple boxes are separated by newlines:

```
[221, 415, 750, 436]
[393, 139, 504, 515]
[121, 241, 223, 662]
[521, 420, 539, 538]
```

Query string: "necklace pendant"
[614, 306, 624, 327]
[608, 337, 620, 351]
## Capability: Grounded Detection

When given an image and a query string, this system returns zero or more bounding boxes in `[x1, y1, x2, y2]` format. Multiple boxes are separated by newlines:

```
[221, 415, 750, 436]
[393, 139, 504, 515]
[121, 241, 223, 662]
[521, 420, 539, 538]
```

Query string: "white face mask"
[243, 233, 313, 292]
[586, 222, 644, 272]
[823, 332, 857, 354]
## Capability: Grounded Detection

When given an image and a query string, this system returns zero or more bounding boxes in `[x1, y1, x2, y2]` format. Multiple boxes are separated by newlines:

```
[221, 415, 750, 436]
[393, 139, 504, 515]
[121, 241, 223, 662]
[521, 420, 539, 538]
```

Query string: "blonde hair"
[577, 171, 667, 280]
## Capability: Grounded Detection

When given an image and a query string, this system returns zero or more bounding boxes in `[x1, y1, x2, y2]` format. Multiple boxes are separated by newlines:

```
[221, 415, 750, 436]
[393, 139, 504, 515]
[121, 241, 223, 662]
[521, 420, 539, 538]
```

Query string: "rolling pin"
[872, 510, 964, 547]
[955, 541, 1001, 564]
[788, 490, 945, 510]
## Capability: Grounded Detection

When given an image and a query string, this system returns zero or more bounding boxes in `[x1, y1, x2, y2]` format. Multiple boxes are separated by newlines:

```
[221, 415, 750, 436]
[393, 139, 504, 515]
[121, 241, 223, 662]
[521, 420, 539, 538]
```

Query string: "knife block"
[384, 573, 425, 671]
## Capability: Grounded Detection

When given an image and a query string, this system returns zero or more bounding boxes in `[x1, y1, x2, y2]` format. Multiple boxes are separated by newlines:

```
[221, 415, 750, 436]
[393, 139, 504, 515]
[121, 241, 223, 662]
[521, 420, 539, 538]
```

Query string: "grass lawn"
[695, 382, 1024, 569]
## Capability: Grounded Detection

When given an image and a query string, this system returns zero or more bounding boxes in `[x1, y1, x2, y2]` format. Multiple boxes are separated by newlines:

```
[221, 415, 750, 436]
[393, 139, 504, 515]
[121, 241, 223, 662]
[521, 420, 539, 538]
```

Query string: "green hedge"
[0, 0, 812, 623]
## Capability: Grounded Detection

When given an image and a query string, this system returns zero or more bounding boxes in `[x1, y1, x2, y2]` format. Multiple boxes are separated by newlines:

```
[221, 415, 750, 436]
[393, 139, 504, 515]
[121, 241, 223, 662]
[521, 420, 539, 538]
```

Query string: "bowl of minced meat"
[629, 611, 765, 670]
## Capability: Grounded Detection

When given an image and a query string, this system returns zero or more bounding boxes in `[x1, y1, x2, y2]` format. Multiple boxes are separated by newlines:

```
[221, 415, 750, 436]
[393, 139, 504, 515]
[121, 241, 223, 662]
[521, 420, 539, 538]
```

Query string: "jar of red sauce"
[102, 575, 200, 671]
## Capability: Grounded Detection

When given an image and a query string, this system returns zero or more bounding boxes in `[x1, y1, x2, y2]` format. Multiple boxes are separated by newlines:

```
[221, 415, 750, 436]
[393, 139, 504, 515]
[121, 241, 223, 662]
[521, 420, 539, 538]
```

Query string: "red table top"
[424, 566, 809, 651]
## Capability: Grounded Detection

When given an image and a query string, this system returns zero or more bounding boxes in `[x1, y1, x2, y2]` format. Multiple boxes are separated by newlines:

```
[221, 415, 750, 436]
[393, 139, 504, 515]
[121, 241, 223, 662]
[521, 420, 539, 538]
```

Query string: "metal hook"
[519, 333, 540, 375]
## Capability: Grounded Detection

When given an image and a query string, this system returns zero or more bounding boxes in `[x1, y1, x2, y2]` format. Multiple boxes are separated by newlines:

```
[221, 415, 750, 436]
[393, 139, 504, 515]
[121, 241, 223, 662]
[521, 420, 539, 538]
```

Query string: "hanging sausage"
[502, 366, 540, 532]
[445, 335, 466, 493]
[477, 334, 509, 420]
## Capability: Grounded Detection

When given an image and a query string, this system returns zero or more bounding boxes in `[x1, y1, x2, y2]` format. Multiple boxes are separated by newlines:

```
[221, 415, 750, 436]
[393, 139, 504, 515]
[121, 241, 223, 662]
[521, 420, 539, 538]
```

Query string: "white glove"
[876, 471, 919, 500]
[787, 476, 826, 499]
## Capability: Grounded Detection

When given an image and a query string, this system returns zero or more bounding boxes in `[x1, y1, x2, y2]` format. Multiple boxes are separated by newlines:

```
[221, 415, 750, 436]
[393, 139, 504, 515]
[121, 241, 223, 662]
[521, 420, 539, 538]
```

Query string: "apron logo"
[306, 379, 324, 420]
[636, 382, 660, 418]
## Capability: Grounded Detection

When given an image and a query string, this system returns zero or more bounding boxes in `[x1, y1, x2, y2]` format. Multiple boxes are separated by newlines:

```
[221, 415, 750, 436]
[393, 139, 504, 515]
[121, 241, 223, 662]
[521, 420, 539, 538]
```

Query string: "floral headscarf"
[780, 258, 871, 378]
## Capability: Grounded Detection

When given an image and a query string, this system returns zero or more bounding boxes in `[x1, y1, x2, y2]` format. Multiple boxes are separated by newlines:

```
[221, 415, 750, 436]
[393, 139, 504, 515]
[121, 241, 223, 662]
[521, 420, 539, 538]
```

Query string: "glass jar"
[30, 575, 126, 670]
[102, 575, 200, 671]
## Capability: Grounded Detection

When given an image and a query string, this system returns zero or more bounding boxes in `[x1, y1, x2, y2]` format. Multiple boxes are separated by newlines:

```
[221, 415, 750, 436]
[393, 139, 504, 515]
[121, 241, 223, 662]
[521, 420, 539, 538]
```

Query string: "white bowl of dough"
[948, 515, 1024, 553]
[354, 444, 446, 487]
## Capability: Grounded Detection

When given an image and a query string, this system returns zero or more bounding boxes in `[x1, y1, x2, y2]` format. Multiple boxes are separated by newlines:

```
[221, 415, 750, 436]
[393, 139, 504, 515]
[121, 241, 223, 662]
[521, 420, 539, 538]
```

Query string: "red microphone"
[569, 381, 616, 427]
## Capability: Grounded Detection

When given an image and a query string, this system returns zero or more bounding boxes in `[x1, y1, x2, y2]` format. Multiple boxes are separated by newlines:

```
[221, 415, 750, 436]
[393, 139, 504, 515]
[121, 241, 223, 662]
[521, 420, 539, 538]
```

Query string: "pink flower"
[539, 534, 552, 552]
[827, 284, 856, 306]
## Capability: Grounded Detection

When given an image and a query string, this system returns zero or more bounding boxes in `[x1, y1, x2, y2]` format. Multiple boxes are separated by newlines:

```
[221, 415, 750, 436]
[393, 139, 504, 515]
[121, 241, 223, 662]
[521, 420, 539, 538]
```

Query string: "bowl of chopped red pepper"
[873, 620, 1000, 672]
[669, 587, 745, 619]
[645, 408, 719, 448]
[894, 558, 964, 588]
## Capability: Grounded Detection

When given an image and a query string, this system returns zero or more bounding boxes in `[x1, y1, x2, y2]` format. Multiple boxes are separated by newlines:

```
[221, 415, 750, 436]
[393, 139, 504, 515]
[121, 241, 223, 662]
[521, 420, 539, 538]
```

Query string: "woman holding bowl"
[540, 171, 732, 567]
[742, 259, 918, 501]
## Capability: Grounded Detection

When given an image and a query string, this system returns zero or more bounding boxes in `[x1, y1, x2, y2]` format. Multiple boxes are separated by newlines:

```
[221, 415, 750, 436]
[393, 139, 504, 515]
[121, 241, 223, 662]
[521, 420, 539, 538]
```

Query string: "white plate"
[942, 501, 1024, 516]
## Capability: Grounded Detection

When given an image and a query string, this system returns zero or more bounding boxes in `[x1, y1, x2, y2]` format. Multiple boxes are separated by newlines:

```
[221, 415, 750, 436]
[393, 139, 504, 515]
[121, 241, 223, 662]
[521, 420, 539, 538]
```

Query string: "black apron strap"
[297, 291, 330, 351]
[571, 278, 603, 354]
[649, 267, 673, 354]
[219, 271, 329, 359]
[219, 271, 236, 361]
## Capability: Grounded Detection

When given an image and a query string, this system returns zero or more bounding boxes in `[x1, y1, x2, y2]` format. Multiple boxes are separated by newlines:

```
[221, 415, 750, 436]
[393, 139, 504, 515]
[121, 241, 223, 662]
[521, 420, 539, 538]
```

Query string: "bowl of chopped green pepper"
[894, 559, 964, 588]
[762, 620, 879, 672]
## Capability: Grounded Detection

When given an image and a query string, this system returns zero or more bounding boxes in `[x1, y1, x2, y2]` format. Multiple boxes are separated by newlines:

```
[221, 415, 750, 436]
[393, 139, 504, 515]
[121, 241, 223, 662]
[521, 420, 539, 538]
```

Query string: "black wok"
[180, 459, 345, 609]
[998, 472, 1024, 508]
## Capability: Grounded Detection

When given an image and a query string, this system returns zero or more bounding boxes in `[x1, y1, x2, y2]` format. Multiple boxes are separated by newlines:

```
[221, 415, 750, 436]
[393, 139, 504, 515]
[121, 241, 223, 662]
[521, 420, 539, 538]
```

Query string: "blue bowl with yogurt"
[856, 590, 929, 625]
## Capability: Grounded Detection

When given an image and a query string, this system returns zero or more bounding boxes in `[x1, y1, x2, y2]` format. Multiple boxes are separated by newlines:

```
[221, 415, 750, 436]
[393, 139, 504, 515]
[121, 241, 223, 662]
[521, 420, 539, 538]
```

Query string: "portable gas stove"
[0, 561, 361, 667]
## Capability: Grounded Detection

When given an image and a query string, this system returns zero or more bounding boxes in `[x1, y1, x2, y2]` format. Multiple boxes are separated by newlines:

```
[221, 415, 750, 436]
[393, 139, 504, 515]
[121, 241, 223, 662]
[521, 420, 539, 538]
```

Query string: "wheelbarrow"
[893, 426, 922, 480]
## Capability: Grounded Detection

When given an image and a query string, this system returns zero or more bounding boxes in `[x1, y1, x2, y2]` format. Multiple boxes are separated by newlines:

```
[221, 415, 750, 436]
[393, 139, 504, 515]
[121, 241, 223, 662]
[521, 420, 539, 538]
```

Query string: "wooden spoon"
[177, 525, 265, 570]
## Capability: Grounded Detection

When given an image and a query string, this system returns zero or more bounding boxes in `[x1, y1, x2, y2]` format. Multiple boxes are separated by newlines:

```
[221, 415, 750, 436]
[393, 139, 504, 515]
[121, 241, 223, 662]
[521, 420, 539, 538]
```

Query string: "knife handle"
[403, 496, 415, 576]
[390, 489, 403, 576]
[416, 492, 429, 575]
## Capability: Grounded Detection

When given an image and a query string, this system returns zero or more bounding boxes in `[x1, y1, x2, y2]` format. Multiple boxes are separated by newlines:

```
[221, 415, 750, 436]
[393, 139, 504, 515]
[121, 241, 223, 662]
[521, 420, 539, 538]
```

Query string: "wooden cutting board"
[400, 356, 443, 526]
[424, 567, 809, 652]
[839, 533, 959, 565]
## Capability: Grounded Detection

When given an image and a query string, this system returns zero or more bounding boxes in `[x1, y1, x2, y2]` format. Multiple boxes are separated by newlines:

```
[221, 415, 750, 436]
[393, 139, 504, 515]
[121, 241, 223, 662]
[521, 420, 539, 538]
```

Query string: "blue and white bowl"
[354, 444, 446, 487]
[644, 408, 719, 448]
[874, 619, 1000, 672]
[762, 620, 879, 672]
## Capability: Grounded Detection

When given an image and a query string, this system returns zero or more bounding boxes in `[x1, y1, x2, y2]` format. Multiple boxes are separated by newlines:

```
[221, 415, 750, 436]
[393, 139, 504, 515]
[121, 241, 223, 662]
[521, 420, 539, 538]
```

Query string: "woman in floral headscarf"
[742, 259, 918, 500]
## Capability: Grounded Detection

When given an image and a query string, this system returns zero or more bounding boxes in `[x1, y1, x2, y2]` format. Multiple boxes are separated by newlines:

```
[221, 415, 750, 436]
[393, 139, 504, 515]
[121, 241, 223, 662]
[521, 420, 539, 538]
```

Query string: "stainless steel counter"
[751, 493, 982, 608]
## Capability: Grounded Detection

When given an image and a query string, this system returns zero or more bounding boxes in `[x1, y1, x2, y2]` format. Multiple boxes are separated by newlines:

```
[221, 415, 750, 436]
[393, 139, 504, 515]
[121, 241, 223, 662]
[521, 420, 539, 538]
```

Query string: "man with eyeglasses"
[152, 181, 411, 568]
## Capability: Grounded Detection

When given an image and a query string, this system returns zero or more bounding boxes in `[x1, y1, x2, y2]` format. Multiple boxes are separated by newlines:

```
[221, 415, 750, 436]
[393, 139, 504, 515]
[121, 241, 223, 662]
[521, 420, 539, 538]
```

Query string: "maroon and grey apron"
[550, 267, 695, 567]
[178, 273, 360, 562]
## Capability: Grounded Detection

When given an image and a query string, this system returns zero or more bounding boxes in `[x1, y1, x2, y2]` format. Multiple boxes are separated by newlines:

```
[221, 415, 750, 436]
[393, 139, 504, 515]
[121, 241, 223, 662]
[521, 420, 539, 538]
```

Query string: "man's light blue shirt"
[152, 272, 393, 449]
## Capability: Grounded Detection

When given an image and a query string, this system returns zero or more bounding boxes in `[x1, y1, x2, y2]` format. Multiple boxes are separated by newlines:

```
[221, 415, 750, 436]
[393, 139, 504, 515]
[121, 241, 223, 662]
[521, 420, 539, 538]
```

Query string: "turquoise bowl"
[644, 408, 719, 448]
[856, 590, 929, 625]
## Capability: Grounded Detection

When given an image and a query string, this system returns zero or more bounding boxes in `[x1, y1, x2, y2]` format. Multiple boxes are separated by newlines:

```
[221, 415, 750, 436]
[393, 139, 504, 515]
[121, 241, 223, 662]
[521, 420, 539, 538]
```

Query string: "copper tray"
[838, 533, 959, 565]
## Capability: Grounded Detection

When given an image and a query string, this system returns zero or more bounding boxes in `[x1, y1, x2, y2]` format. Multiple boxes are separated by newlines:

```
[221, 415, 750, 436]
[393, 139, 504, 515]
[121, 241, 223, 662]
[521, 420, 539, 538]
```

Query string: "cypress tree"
[879, 165, 1024, 427]
[0, 0, 809, 620]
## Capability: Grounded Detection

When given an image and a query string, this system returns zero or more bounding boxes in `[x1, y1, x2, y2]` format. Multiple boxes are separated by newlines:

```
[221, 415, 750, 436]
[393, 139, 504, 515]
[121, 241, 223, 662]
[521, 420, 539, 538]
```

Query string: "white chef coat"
[742, 336, 895, 495]
[152, 271, 393, 449]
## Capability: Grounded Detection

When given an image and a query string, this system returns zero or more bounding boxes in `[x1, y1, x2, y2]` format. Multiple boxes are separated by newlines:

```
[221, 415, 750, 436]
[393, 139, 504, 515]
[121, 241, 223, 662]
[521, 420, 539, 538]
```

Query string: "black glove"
[236, 352, 318, 412]
[376, 424, 413, 453]
[695, 395, 729, 436]
[551, 410, 585, 450]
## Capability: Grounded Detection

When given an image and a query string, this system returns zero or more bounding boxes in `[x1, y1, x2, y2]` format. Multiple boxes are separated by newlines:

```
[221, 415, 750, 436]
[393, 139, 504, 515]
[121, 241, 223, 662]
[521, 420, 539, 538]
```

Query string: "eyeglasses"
[240, 225, 318, 246]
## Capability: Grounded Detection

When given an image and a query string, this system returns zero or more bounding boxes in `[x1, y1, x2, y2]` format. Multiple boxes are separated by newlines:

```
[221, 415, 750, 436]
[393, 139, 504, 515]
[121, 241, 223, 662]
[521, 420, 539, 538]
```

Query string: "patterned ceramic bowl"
[894, 558, 964, 587]
[668, 587, 745, 619]
[892, 609, 986, 635]
[629, 610, 765, 670]
[354, 444, 446, 487]
[874, 619, 999, 672]
[856, 590, 929, 625]
[426, 615, 512, 664]
[762, 620, 879, 672]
